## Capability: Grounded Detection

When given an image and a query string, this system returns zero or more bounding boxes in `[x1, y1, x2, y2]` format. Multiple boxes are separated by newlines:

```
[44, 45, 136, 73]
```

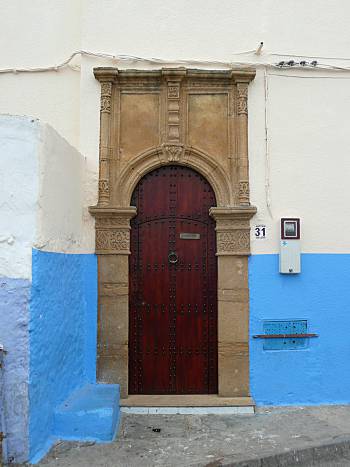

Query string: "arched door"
[129, 165, 217, 394]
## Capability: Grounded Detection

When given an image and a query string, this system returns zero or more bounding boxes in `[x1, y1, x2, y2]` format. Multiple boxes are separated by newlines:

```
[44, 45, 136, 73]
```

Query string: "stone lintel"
[93, 67, 256, 83]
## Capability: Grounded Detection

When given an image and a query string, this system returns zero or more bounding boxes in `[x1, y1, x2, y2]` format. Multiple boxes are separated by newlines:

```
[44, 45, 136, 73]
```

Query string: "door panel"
[129, 165, 217, 394]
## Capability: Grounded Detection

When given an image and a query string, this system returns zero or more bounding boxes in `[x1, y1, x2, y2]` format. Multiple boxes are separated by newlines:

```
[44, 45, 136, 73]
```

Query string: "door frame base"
[120, 395, 255, 407]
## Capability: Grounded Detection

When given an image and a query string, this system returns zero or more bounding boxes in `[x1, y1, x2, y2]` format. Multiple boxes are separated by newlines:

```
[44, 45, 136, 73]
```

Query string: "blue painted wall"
[249, 254, 350, 405]
[29, 250, 97, 462]
[0, 277, 30, 463]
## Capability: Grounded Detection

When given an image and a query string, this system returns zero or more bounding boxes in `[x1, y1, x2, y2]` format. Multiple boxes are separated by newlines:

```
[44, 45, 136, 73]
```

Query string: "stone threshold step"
[120, 395, 255, 407]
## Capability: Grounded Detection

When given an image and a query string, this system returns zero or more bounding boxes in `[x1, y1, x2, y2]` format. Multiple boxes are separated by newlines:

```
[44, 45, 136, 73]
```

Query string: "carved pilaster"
[94, 68, 118, 206]
[210, 206, 257, 256]
[163, 69, 186, 143]
[238, 180, 250, 205]
[100, 82, 113, 114]
[237, 82, 248, 115]
[89, 206, 137, 255]
[236, 81, 250, 206]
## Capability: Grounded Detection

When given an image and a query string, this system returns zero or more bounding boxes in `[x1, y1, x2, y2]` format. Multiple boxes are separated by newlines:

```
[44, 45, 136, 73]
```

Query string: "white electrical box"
[279, 218, 301, 274]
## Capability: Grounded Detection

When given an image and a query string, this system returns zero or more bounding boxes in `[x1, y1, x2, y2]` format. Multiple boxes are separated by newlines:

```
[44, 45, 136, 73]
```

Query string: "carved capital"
[210, 206, 256, 255]
[89, 206, 137, 254]
[236, 82, 248, 115]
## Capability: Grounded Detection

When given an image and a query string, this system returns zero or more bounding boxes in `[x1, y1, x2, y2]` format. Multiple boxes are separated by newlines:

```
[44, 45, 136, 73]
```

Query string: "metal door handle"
[168, 251, 178, 264]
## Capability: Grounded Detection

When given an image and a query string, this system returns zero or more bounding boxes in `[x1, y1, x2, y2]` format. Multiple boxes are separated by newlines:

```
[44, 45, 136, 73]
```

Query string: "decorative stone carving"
[162, 144, 185, 162]
[236, 80, 250, 206]
[98, 179, 110, 203]
[163, 70, 186, 143]
[237, 83, 248, 115]
[94, 69, 118, 207]
[217, 230, 250, 254]
[167, 85, 180, 99]
[101, 82, 112, 95]
[210, 206, 257, 256]
[100, 82, 112, 114]
[96, 229, 129, 252]
[120, 145, 233, 207]
[238, 180, 250, 204]
[89, 206, 137, 254]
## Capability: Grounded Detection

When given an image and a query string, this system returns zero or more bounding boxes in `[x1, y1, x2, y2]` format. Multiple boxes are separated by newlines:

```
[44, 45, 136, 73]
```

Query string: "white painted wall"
[0, 115, 89, 280]
[0, 0, 81, 148]
[0, 116, 39, 279]
[36, 123, 92, 253]
[1, 0, 350, 258]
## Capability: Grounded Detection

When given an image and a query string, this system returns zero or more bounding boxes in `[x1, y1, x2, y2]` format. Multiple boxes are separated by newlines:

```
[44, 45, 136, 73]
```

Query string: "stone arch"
[118, 145, 234, 207]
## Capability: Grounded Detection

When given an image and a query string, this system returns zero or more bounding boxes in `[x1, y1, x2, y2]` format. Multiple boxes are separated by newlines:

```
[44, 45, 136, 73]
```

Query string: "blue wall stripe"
[249, 253, 350, 405]
[29, 249, 97, 461]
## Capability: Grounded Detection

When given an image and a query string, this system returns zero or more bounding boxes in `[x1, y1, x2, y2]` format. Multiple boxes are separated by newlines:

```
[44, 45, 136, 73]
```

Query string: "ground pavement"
[29, 406, 350, 466]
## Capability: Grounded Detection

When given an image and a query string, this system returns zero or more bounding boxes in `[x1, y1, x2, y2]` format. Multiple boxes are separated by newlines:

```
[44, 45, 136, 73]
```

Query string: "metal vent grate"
[263, 320, 308, 350]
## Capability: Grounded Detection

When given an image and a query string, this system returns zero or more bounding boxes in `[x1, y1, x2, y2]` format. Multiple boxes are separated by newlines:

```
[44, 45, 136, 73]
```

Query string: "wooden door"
[129, 165, 217, 394]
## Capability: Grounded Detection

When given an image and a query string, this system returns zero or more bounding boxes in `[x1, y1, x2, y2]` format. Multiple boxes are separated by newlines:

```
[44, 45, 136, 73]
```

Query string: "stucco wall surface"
[0, 114, 90, 280]
[249, 71, 350, 254]
[250, 253, 350, 405]
[1, 1, 350, 254]
[0, 0, 81, 147]
[0, 115, 39, 280]
[0, 277, 30, 464]
[36, 123, 92, 253]
[29, 249, 97, 463]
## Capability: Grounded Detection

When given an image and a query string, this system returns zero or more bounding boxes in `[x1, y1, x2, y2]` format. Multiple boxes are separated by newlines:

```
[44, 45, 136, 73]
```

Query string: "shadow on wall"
[29, 249, 97, 463]
[0, 277, 30, 464]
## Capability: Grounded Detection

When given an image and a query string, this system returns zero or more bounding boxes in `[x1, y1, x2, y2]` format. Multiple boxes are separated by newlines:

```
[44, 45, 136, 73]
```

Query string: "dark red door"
[129, 165, 217, 394]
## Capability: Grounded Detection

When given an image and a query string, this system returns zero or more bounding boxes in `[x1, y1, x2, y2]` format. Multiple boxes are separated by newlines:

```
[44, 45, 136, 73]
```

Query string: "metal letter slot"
[180, 233, 200, 240]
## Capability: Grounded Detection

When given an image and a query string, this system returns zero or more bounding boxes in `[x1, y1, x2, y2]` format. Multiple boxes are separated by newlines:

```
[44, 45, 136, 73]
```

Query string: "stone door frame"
[89, 68, 256, 400]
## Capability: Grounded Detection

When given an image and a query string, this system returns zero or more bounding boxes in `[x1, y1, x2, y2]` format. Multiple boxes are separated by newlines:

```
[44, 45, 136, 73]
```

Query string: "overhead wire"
[2, 49, 350, 75]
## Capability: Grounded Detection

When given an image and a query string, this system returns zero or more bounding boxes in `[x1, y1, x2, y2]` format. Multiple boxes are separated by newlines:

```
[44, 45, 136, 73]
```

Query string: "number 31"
[255, 227, 266, 237]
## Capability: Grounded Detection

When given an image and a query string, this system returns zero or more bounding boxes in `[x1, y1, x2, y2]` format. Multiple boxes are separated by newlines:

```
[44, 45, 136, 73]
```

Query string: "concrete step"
[120, 394, 255, 414]
[53, 383, 120, 442]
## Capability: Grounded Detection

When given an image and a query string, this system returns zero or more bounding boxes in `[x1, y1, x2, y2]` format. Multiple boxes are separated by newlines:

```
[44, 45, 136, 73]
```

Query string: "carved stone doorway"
[89, 67, 256, 401]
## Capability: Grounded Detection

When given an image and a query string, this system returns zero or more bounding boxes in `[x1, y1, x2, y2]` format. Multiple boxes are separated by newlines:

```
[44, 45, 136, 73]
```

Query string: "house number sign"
[254, 225, 267, 239]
